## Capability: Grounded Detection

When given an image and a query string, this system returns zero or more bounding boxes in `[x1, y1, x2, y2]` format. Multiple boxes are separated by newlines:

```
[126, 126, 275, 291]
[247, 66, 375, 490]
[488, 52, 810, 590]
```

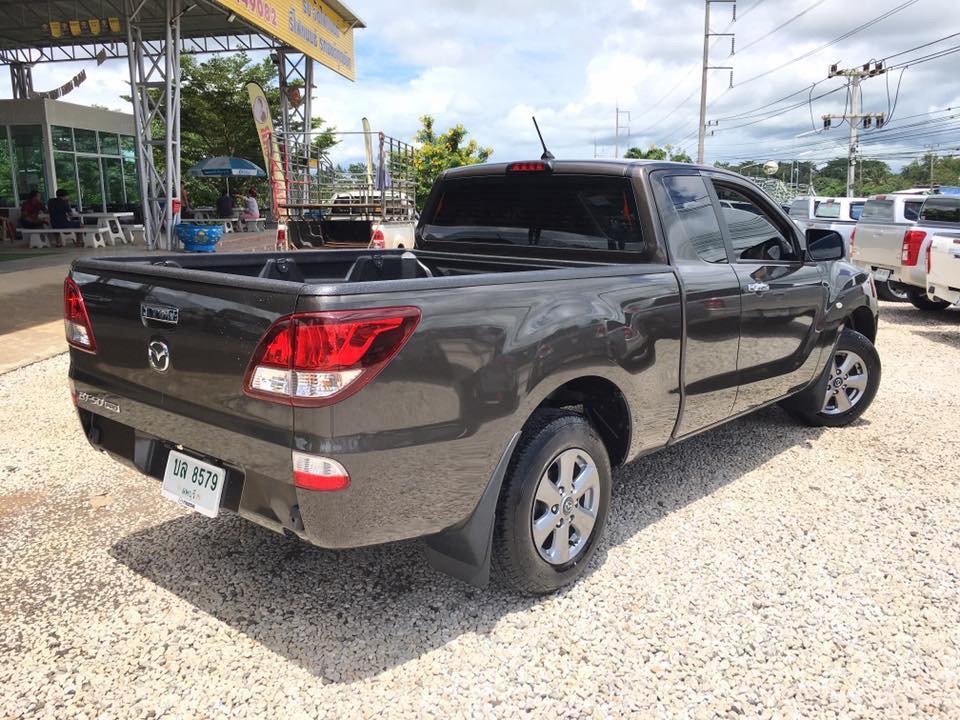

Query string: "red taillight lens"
[244, 307, 421, 406]
[292, 452, 350, 491]
[507, 161, 548, 172]
[370, 229, 385, 249]
[901, 229, 926, 266]
[63, 277, 96, 352]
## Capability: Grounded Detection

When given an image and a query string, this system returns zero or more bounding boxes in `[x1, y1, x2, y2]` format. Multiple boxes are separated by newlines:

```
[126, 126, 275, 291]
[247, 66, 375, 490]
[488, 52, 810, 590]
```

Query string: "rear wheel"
[492, 410, 611, 595]
[876, 280, 908, 302]
[780, 328, 881, 427]
[905, 286, 951, 312]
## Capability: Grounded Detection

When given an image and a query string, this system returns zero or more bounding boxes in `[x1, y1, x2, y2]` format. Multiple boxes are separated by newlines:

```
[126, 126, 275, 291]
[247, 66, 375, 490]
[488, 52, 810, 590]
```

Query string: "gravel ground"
[2, 302, 959, 719]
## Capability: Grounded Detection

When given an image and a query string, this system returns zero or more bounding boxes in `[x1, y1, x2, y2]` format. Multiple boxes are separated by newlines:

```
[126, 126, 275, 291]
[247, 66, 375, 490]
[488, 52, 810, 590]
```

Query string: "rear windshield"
[423, 174, 648, 256]
[815, 202, 841, 219]
[860, 199, 894, 223]
[919, 196, 960, 223]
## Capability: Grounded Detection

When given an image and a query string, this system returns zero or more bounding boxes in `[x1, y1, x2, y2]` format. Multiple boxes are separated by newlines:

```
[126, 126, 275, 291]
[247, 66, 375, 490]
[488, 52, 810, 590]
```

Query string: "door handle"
[746, 282, 770, 293]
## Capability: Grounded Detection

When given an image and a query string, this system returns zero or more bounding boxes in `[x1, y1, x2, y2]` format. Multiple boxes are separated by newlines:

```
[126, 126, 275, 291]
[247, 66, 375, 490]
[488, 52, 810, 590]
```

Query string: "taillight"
[243, 307, 421, 406]
[901, 229, 926, 266]
[292, 452, 350, 491]
[63, 277, 96, 352]
[370, 228, 385, 249]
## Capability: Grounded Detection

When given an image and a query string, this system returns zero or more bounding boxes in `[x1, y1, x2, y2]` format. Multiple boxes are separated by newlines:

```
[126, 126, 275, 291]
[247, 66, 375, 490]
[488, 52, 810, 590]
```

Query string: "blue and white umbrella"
[187, 156, 266, 178]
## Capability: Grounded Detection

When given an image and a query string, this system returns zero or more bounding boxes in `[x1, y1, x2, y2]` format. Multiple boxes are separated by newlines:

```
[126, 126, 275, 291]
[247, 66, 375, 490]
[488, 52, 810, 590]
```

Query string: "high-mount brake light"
[244, 307, 421, 406]
[63, 277, 97, 352]
[507, 161, 549, 172]
[901, 229, 926, 266]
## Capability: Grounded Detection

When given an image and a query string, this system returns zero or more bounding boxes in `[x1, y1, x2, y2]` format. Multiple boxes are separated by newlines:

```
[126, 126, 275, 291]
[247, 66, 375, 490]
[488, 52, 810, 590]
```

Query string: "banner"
[247, 83, 288, 219]
[213, 0, 356, 80]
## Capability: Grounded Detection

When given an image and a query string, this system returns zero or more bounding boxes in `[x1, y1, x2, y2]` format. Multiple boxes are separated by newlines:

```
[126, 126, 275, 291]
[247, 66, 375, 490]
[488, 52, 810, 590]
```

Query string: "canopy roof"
[0, 0, 365, 64]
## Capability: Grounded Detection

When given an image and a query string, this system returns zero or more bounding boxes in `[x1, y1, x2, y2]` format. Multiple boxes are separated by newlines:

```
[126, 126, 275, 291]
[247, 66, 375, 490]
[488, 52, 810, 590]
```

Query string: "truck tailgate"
[853, 222, 904, 269]
[929, 233, 960, 291]
[68, 260, 301, 491]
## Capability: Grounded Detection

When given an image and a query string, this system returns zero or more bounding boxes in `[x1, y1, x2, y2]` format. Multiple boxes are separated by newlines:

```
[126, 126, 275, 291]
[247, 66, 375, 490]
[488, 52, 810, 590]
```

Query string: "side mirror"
[806, 229, 845, 261]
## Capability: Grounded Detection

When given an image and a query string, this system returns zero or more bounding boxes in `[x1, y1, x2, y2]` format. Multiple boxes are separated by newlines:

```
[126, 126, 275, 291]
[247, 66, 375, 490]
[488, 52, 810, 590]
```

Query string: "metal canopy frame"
[1, 0, 366, 251]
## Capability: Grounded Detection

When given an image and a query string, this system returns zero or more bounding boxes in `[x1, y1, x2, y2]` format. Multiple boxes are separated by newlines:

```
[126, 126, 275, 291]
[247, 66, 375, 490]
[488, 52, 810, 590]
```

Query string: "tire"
[876, 280, 908, 302]
[492, 410, 611, 595]
[905, 286, 951, 312]
[780, 328, 881, 428]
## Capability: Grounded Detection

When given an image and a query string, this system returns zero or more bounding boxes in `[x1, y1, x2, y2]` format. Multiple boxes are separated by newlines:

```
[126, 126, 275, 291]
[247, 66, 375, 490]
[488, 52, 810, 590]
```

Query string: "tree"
[623, 144, 692, 163]
[413, 115, 492, 209]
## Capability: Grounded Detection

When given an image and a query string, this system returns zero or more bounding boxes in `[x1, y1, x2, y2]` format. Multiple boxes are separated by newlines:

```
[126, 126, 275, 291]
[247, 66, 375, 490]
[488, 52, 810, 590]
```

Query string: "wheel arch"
[845, 304, 877, 344]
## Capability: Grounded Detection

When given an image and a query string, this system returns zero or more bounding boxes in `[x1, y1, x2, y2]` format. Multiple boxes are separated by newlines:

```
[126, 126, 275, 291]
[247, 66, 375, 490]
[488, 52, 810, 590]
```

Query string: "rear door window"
[860, 199, 894, 223]
[424, 174, 648, 256]
[656, 175, 727, 263]
[849, 202, 864, 220]
[919, 196, 960, 223]
[904, 201, 922, 221]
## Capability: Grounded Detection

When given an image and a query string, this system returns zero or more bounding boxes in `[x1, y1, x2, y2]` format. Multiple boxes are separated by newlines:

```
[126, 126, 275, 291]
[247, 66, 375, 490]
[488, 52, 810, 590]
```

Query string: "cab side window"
[714, 185, 801, 263]
[658, 175, 727, 263]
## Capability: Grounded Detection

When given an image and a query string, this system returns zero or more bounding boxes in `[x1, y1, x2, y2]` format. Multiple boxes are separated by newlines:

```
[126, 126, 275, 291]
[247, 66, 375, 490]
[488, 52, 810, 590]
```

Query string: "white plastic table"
[80, 213, 132, 246]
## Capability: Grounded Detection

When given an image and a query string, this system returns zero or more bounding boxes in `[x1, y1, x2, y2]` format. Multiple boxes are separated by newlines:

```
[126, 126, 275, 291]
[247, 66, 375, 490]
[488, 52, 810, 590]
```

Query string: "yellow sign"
[214, 0, 356, 80]
[247, 83, 288, 218]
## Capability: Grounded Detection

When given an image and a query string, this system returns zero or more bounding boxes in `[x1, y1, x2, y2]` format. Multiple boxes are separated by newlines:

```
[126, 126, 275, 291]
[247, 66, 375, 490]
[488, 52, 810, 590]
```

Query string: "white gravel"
[2, 302, 959, 719]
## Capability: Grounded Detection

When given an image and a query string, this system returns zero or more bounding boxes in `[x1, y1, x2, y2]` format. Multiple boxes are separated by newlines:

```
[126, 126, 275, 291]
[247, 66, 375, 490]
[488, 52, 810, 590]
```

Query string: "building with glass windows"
[0, 98, 139, 213]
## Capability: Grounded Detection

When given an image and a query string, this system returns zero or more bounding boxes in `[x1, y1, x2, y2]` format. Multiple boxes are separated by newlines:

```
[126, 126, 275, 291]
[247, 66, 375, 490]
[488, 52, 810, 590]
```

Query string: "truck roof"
[440, 159, 733, 180]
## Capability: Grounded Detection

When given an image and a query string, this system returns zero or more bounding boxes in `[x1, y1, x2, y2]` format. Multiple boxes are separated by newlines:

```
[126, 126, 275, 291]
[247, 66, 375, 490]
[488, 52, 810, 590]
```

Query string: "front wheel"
[780, 328, 881, 427]
[492, 410, 611, 595]
[905, 286, 951, 312]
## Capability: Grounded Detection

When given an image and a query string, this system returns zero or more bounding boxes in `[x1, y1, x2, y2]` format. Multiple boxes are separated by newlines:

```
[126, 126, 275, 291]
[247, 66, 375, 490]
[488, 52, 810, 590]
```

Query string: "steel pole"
[697, 0, 711, 165]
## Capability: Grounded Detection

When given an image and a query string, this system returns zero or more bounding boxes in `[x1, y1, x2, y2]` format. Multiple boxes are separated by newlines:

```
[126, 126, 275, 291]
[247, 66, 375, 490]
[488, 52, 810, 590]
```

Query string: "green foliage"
[414, 115, 492, 209]
[175, 53, 337, 207]
[623, 144, 692, 163]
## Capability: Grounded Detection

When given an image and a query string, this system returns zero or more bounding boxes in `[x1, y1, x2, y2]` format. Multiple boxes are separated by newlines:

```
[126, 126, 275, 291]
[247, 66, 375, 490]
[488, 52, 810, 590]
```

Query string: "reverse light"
[292, 451, 350, 491]
[901, 229, 926, 266]
[370, 228, 385, 249]
[63, 277, 97, 352]
[244, 307, 421, 406]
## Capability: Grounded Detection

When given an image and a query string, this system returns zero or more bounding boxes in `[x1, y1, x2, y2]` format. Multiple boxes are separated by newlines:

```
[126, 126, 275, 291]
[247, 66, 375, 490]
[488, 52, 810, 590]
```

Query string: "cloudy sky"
[4, 0, 958, 169]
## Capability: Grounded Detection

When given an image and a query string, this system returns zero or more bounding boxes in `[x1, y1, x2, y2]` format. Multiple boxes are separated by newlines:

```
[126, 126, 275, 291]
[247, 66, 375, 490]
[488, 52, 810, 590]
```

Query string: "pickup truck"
[808, 197, 866, 249]
[850, 193, 933, 305]
[924, 195, 960, 307]
[66, 160, 881, 594]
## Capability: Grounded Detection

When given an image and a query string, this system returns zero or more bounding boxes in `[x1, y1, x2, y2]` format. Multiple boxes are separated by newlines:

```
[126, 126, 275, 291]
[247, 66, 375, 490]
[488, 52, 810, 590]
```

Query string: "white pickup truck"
[850, 193, 929, 305]
[924, 195, 960, 307]
[808, 197, 866, 250]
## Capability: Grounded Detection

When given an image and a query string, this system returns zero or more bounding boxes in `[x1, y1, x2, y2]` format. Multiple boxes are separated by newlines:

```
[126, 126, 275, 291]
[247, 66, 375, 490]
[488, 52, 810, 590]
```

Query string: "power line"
[734, 0, 831, 55]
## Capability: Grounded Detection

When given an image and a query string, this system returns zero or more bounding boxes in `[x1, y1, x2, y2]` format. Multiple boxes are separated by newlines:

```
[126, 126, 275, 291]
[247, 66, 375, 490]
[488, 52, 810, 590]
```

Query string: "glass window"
[10, 125, 46, 200]
[849, 202, 864, 220]
[102, 157, 124, 208]
[52, 125, 74, 152]
[714, 184, 800, 262]
[424, 174, 646, 254]
[120, 135, 136, 162]
[904, 201, 922, 221]
[99, 132, 120, 156]
[76, 156, 103, 211]
[123, 161, 140, 204]
[859, 199, 894, 223]
[789, 199, 808, 218]
[919, 196, 960, 224]
[0, 129, 14, 206]
[74, 128, 98, 154]
[54, 152, 78, 200]
[815, 201, 842, 219]
[659, 175, 727, 263]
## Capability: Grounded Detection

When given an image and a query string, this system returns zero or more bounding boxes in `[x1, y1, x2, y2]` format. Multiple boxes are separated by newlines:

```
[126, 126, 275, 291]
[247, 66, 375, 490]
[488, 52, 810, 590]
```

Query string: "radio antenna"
[532, 116, 554, 160]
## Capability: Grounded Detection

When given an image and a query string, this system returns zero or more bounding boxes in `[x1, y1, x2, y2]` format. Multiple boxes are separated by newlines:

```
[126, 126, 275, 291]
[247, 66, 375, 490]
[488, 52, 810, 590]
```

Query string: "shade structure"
[187, 156, 266, 177]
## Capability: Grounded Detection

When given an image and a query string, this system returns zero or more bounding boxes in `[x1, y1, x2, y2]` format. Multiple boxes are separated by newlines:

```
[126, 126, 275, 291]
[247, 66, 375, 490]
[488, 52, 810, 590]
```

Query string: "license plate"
[872, 268, 891, 281]
[161, 450, 226, 518]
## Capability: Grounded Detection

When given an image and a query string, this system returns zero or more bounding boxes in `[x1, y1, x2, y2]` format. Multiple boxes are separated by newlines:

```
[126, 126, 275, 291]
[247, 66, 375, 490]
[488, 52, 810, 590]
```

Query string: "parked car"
[808, 197, 866, 250]
[66, 159, 880, 595]
[850, 193, 953, 309]
[787, 195, 829, 232]
[922, 195, 960, 308]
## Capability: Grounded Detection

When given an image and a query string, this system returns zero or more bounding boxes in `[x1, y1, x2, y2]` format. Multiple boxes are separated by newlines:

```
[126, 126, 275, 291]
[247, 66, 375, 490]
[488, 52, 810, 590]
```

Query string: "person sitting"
[19, 190, 46, 229]
[239, 188, 260, 222]
[49, 189, 81, 230]
[216, 189, 234, 219]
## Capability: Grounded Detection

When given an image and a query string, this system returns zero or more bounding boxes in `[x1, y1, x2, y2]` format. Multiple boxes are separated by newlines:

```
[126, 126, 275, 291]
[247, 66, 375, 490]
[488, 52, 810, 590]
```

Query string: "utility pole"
[697, 0, 735, 165]
[614, 107, 630, 158]
[925, 144, 939, 187]
[821, 61, 887, 197]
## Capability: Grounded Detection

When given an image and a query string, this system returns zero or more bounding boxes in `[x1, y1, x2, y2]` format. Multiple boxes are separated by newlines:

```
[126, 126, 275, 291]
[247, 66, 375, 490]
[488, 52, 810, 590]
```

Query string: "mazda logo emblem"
[148, 340, 171, 373]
